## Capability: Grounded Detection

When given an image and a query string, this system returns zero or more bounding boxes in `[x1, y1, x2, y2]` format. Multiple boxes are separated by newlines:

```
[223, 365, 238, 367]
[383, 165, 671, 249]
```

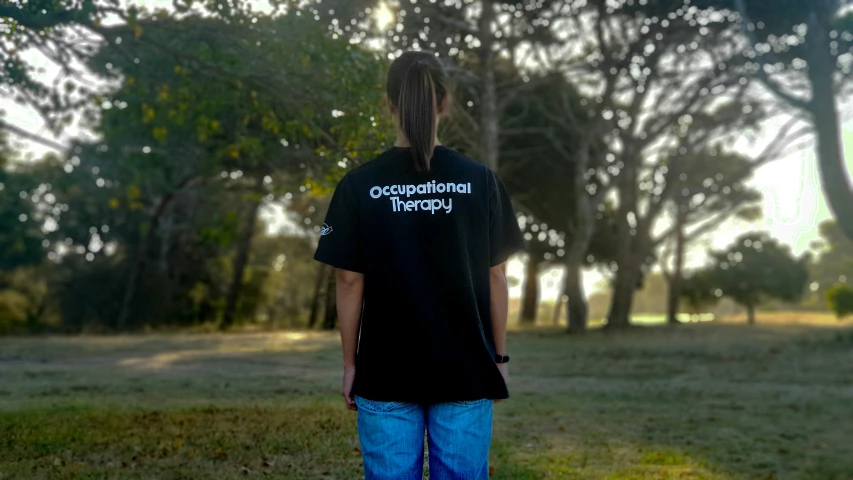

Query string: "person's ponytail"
[397, 61, 437, 172]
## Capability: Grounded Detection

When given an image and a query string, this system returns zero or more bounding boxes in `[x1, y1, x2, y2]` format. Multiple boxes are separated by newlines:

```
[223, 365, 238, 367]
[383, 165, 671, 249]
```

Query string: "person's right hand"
[494, 363, 509, 404]
[342, 367, 357, 411]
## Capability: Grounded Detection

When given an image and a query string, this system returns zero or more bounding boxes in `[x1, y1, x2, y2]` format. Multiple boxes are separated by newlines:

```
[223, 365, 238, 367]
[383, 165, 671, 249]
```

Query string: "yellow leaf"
[174, 65, 182, 74]
[134, 25, 143, 38]
[229, 149, 239, 159]
[108, 198, 120, 209]
[152, 127, 168, 142]
[306, 179, 324, 196]
[128, 185, 141, 199]
[210, 120, 221, 131]
[130, 201, 145, 211]
[142, 104, 155, 124]
[127, 77, 135, 86]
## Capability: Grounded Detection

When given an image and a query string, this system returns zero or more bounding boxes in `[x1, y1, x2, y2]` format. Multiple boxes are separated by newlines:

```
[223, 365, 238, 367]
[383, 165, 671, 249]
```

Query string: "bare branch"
[0, 120, 68, 152]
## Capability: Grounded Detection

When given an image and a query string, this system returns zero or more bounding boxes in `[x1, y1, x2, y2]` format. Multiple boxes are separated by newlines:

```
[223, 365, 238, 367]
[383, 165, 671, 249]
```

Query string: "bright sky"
[3, 0, 853, 301]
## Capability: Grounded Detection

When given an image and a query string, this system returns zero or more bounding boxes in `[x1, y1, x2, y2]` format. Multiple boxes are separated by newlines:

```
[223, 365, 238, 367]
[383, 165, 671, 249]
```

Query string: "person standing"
[314, 50, 524, 480]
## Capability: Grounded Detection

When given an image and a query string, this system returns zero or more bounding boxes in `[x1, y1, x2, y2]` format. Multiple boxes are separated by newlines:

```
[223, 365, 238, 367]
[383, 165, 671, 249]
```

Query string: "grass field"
[2, 322, 853, 479]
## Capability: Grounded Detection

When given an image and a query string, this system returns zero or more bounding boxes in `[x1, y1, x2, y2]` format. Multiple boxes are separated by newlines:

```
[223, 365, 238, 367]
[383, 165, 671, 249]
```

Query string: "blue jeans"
[354, 395, 493, 480]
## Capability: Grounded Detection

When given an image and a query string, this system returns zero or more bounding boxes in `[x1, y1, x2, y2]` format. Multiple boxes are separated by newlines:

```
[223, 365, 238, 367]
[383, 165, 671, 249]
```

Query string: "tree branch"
[733, 0, 813, 111]
[0, 120, 68, 152]
[0, 5, 89, 30]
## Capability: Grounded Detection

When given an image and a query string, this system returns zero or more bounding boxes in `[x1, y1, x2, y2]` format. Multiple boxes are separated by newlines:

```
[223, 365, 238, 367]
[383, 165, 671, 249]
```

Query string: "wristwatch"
[494, 353, 510, 364]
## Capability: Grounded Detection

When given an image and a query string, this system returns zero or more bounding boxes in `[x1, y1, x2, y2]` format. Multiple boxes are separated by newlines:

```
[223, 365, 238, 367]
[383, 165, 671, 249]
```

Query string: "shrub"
[825, 284, 853, 320]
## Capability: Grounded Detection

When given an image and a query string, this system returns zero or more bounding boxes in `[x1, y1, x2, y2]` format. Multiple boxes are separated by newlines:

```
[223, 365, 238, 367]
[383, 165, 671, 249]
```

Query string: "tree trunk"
[565, 261, 588, 334]
[519, 255, 540, 325]
[220, 181, 264, 330]
[308, 262, 327, 328]
[666, 211, 687, 325]
[606, 156, 640, 330]
[807, 18, 853, 241]
[606, 255, 642, 329]
[116, 191, 176, 331]
[746, 304, 756, 325]
[563, 224, 593, 333]
[564, 139, 597, 333]
[478, 0, 499, 171]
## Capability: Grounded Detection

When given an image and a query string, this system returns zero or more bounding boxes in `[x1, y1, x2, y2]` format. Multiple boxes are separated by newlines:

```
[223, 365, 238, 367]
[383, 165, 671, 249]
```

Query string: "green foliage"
[667, 151, 763, 222]
[809, 220, 853, 294]
[825, 283, 853, 320]
[27, 10, 389, 329]
[89, 12, 387, 189]
[0, 0, 120, 129]
[253, 234, 320, 327]
[0, 141, 44, 273]
[680, 270, 721, 314]
[705, 232, 810, 311]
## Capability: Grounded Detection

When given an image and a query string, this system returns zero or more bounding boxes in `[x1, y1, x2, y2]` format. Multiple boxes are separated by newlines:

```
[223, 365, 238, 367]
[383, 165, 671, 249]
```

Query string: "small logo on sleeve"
[320, 224, 333, 236]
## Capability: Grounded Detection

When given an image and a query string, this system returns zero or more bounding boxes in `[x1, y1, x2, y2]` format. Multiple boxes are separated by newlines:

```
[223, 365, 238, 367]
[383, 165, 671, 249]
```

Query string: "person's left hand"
[342, 367, 357, 411]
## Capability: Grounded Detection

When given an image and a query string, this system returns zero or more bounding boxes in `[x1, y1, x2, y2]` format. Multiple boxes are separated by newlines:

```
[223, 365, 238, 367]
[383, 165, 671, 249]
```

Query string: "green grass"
[1, 324, 852, 479]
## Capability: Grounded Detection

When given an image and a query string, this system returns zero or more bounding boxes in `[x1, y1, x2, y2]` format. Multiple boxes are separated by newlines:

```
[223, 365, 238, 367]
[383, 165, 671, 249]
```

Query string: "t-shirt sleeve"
[314, 175, 364, 273]
[488, 170, 525, 267]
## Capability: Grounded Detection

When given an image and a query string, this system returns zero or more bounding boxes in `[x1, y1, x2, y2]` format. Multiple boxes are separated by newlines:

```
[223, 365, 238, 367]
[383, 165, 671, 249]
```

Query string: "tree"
[514, 215, 567, 325]
[704, 232, 809, 324]
[658, 151, 763, 325]
[498, 72, 591, 327]
[809, 220, 853, 294]
[826, 283, 853, 319]
[221, 176, 266, 329]
[315, 1, 562, 172]
[0, 137, 44, 281]
[680, 269, 721, 316]
[0, 0, 116, 136]
[499, 71, 614, 332]
[537, 0, 801, 329]
[373, 0, 559, 171]
[720, 0, 853, 240]
[77, 13, 385, 330]
[2, 3, 392, 331]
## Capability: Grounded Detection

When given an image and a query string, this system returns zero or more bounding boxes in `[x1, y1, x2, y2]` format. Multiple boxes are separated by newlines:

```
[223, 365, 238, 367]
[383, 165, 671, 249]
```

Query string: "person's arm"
[337, 268, 364, 411]
[490, 262, 509, 391]
[490, 262, 509, 354]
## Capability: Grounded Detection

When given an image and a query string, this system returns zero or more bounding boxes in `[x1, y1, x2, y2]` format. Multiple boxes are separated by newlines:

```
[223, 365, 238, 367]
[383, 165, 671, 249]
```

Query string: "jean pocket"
[354, 395, 409, 412]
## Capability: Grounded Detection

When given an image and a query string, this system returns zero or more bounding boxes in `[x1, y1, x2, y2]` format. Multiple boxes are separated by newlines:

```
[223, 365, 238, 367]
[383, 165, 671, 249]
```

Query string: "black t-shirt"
[313, 145, 524, 404]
